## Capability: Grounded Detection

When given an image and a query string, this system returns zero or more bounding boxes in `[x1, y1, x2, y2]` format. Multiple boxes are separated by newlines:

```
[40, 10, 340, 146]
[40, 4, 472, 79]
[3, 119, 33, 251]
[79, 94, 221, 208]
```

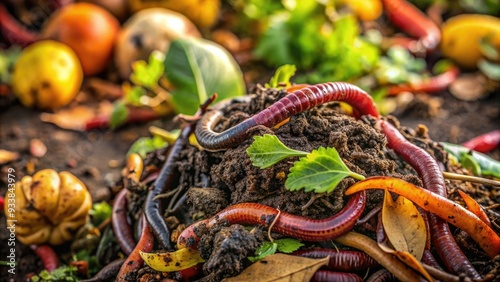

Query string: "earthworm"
[462, 129, 500, 153]
[366, 269, 395, 282]
[116, 214, 154, 282]
[177, 191, 366, 248]
[386, 66, 459, 96]
[80, 259, 125, 282]
[0, 4, 38, 46]
[292, 249, 379, 272]
[195, 82, 379, 151]
[381, 0, 441, 50]
[378, 120, 481, 278]
[145, 95, 215, 249]
[111, 189, 135, 255]
[84, 108, 160, 131]
[312, 270, 363, 282]
[30, 244, 59, 272]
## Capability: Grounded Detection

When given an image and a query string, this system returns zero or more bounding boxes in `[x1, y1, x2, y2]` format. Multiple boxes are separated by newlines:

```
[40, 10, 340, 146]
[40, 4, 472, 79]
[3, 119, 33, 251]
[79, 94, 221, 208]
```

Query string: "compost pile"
[127, 85, 499, 281]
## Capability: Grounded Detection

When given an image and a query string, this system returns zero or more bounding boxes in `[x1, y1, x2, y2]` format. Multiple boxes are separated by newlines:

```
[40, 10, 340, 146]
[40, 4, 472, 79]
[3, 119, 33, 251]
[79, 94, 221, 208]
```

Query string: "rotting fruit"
[5, 169, 92, 245]
[11, 40, 83, 111]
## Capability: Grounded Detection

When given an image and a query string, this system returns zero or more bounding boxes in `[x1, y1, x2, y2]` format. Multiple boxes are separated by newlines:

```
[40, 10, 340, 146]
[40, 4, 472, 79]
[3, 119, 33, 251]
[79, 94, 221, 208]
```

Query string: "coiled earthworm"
[177, 191, 366, 248]
[381, 0, 441, 50]
[116, 214, 154, 282]
[292, 249, 379, 272]
[111, 189, 135, 256]
[30, 244, 59, 272]
[195, 82, 379, 151]
[378, 120, 481, 279]
[145, 95, 216, 249]
[312, 270, 363, 282]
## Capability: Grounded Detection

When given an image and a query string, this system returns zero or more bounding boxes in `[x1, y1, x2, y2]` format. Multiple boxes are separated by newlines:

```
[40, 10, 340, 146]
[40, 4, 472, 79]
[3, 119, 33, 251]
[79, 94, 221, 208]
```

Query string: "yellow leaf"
[140, 248, 205, 272]
[382, 190, 426, 260]
[222, 253, 329, 282]
[378, 242, 434, 282]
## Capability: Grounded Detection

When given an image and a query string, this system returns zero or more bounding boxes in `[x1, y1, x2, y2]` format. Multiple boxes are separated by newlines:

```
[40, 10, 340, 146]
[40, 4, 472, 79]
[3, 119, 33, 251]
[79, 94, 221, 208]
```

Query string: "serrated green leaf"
[267, 64, 297, 88]
[110, 101, 129, 129]
[275, 238, 304, 253]
[127, 136, 168, 158]
[285, 147, 365, 193]
[247, 134, 308, 169]
[130, 51, 165, 88]
[164, 37, 245, 115]
[248, 241, 278, 262]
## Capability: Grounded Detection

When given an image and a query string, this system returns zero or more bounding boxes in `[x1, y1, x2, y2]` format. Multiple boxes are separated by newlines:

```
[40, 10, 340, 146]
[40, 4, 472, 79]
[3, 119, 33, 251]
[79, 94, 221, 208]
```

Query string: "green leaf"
[461, 153, 482, 176]
[248, 241, 278, 262]
[247, 134, 308, 169]
[254, 18, 295, 67]
[90, 201, 112, 226]
[267, 64, 297, 88]
[125, 86, 146, 107]
[478, 59, 500, 81]
[127, 135, 168, 158]
[110, 101, 129, 129]
[275, 238, 304, 253]
[441, 142, 500, 178]
[130, 51, 165, 88]
[285, 147, 365, 193]
[164, 37, 246, 115]
[479, 35, 499, 60]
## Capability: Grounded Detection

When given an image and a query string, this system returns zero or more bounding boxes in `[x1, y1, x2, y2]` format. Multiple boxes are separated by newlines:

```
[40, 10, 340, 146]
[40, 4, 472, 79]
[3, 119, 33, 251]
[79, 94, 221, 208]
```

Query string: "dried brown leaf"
[222, 253, 328, 282]
[378, 241, 434, 282]
[382, 190, 426, 260]
[40, 101, 113, 131]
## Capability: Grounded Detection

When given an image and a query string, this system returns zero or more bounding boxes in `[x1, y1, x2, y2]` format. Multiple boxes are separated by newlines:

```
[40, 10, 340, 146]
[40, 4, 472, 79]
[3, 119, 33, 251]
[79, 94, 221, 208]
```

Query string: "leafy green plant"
[248, 238, 304, 262]
[127, 135, 169, 158]
[247, 134, 365, 193]
[30, 265, 79, 282]
[111, 38, 246, 128]
[89, 202, 112, 227]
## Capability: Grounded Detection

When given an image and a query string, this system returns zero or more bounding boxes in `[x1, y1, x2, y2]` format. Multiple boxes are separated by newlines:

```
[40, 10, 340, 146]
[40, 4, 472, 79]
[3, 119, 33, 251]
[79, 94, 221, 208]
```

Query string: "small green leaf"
[164, 37, 245, 115]
[267, 64, 297, 88]
[125, 86, 146, 106]
[460, 153, 482, 176]
[130, 51, 165, 88]
[127, 135, 168, 158]
[286, 147, 365, 194]
[275, 238, 304, 253]
[248, 241, 278, 262]
[110, 101, 129, 129]
[90, 201, 112, 226]
[247, 134, 308, 169]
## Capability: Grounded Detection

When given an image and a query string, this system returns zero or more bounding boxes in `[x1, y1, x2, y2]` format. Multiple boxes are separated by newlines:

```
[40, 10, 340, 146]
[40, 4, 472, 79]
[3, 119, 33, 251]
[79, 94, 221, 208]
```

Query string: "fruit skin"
[114, 8, 201, 79]
[5, 169, 92, 245]
[343, 0, 383, 21]
[11, 40, 83, 111]
[41, 2, 120, 75]
[440, 14, 500, 69]
[128, 0, 220, 29]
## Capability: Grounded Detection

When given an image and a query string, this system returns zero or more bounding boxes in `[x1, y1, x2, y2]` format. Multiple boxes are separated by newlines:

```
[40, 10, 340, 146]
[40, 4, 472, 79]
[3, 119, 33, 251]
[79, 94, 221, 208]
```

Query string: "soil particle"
[186, 187, 229, 217]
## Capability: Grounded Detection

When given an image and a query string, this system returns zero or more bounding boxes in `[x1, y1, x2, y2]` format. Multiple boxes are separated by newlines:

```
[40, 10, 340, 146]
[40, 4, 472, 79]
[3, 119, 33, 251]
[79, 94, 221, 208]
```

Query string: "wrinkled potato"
[5, 169, 92, 245]
[114, 8, 201, 79]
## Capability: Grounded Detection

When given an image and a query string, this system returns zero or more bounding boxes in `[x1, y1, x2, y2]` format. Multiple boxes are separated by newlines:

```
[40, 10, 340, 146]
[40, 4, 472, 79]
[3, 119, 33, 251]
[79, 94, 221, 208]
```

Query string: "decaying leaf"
[0, 149, 19, 164]
[222, 253, 328, 282]
[382, 190, 426, 260]
[378, 241, 434, 282]
[40, 102, 114, 131]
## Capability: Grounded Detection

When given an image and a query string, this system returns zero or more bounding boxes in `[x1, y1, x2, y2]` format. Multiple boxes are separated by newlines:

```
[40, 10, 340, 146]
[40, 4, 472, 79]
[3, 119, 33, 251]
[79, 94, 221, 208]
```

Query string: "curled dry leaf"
[0, 149, 19, 165]
[40, 101, 114, 131]
[222, 253, 328, 282]
[382, 190, 426, 260]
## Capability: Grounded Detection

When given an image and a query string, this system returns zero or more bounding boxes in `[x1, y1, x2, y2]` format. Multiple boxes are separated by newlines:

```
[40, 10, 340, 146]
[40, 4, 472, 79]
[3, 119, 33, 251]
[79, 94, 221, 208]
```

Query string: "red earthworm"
[366, 269, 396, 282]
[177, 191, 366, 248]
[292, 249, 379, 272]
[378, 120, 481, 278]
[146, 95, 216, 249]
[386, 66, 460, 96]
[195, 82, 379, 151]
[116, 214, 154, 282]
[0, 195, 4, 211]
[84, 108, 160, 131]
[311, 270, 363, 282]
[111, 188, 135, 255]
[381, 0, 441, 50]
[80, 259, 125, 282]
[0, 4, 38, 46]
[30, 244, 59, 272]
[462, 129, 500, 153]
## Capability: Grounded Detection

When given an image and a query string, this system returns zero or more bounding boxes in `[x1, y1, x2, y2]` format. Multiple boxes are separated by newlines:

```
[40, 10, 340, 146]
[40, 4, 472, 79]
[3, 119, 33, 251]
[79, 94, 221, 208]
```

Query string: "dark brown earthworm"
[379, 120, 481, 279]
[177, 191, 366, 248]
[111, 188, 135, 255]
[292, 249, 379, 272]
[80, 259, 126, 282]
[195, 82, 379, 151]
